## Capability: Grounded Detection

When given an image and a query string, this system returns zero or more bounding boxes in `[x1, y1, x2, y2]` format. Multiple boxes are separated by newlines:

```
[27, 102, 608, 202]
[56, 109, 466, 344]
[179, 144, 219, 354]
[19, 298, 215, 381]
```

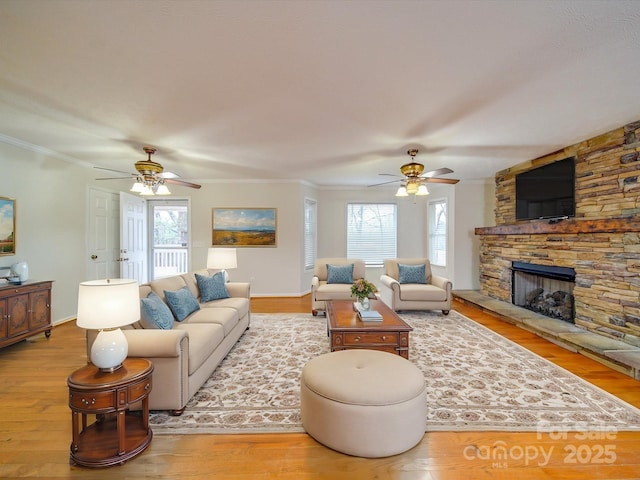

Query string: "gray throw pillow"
[398, 263, 427, 284]
[326, 263, 354, 284]
[164, 287, 200, 322]
[196, 272, 230, 302]
[139, 291, 174, 329]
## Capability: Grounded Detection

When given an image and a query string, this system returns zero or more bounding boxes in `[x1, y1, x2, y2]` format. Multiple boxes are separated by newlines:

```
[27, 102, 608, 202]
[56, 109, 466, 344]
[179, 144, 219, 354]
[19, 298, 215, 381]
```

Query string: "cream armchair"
[379, 258, 452, 314]
[311, 258, 366, 315]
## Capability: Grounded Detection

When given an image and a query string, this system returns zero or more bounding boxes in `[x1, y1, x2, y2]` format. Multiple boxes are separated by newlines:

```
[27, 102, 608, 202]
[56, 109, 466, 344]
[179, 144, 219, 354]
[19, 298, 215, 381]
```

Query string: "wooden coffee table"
[326, 299, 413, 359]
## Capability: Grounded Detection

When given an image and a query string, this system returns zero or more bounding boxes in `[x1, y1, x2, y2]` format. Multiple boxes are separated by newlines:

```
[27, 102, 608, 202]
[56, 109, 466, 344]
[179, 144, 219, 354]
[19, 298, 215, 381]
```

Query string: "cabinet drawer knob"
[144, 383, 150, 391]
[81, 397, 96, 406]
[381, 335, 387, 341]
[354, 336, 360, 342]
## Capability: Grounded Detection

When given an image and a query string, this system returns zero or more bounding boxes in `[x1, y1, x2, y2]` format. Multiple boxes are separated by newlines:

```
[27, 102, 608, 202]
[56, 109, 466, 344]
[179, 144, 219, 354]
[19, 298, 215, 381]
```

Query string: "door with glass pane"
[148, 200, 190, 280]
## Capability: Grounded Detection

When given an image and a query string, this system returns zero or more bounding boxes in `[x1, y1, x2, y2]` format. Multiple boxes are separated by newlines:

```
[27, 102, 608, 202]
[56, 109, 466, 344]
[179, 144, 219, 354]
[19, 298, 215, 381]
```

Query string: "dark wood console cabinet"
[0, 280, 53, 348]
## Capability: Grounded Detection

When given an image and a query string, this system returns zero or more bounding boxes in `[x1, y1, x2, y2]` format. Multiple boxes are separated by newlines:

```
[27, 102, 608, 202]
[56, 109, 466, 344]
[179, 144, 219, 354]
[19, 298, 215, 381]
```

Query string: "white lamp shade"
[155, 184, 171, 195]
[76, 279, 140, 330]
[207, 248, 237, 270]
[130, 182, 145, 193]
[416, 184, 429, 196]
[395, 186, 408, 197]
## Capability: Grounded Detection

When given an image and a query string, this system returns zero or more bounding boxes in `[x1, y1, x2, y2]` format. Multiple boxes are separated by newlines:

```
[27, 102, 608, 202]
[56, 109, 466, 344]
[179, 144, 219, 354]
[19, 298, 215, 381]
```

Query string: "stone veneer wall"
[477, 120, 640, 347]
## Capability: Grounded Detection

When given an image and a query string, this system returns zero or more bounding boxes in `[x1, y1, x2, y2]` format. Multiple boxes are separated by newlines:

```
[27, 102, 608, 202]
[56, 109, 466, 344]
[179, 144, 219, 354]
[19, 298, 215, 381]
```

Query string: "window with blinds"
[304, 198, 317, 270]
[428, 199, 447, 266]
[346, 203, 397, 266]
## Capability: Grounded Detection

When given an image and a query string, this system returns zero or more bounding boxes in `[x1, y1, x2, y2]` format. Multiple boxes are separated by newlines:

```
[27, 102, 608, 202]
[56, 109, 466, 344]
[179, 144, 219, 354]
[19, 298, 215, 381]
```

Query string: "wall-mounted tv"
[515, 157, 576, 221]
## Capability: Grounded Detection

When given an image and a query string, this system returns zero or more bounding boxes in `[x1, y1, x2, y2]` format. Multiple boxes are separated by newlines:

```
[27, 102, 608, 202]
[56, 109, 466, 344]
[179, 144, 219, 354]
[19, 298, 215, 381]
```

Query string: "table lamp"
[76, 278, 140, 372]
[207, 247, 237, 282]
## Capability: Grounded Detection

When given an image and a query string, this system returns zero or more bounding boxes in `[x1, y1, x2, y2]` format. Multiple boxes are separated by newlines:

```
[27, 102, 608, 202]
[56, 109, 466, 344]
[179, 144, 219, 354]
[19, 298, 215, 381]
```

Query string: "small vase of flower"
[351, 278, 377, 310]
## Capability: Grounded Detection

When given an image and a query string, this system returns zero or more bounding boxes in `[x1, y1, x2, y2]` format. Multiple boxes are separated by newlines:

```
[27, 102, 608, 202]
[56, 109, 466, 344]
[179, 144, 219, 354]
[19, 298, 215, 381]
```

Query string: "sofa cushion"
[200, 297, 250, 319]
[186, 306, 239, 336]
[175, 323, 225, 375]
[326, 263, 354, 284]
[399, 284, 448, 302]
[149, 274, 188, 300]
[196, 272, 230, 302]
[139, 291, 175, 330]
[164, 286, 201, 321]
[398, 263, 427, 284]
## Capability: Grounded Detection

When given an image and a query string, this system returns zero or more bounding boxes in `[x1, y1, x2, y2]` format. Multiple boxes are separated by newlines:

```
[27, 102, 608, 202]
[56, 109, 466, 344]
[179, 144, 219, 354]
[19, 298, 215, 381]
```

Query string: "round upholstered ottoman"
[300, 349, 427, 458]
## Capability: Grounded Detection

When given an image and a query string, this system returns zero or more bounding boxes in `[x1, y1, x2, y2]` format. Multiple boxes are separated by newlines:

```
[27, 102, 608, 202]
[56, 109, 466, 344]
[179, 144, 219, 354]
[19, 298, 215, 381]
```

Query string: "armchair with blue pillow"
[379, 258, 452, 314]
[311, 258, 366, 315]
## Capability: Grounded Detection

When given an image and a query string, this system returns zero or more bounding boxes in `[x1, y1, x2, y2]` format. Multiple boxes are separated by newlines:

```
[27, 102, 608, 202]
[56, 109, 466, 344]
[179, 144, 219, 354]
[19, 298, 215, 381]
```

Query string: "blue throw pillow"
[326, 263, 354, 284]
[139, 291, 174, 330]
[164, 287, 200, 322]
[196, 272, 230, 302]
[398, 263, 427, 284]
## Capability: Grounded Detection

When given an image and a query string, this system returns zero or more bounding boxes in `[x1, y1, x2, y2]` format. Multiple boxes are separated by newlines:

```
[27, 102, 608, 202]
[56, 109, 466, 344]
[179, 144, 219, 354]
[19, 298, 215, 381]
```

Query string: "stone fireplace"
[511, 261, 575, 323]
[475, 119, 640, 349]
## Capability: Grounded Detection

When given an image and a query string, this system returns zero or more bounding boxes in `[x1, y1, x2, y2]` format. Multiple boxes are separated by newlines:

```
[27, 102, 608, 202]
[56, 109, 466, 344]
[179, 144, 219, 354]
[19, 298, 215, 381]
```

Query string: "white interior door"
[120, 192, 148, 283]
[87, 187, 119, 280]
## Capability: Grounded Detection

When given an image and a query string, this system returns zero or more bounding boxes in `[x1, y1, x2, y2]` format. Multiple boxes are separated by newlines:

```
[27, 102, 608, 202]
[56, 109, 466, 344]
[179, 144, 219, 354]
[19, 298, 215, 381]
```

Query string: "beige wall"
[0, 144, 94, 324]
[1, 144, 488, 324]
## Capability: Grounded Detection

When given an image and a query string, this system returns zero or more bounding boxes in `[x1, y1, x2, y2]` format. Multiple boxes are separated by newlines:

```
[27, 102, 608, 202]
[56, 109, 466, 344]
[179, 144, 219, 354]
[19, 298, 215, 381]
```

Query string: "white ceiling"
[2, 0, 640, 190]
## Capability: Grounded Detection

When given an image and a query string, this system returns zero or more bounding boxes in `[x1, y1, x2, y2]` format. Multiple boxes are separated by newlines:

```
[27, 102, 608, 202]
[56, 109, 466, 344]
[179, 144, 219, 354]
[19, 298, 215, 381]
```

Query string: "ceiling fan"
[369, 149, 459, 196]
[96, 146, 202, 195]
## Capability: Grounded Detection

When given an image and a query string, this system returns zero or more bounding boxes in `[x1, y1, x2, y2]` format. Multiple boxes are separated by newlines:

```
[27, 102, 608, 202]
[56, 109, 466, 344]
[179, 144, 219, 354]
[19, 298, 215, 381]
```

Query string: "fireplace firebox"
[511, 261, 576, 323]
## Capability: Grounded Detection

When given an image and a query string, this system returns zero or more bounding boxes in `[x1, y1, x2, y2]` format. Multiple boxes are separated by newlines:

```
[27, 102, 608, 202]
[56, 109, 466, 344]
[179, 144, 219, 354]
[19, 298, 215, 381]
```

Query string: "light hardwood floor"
[1, 295, 640, 479]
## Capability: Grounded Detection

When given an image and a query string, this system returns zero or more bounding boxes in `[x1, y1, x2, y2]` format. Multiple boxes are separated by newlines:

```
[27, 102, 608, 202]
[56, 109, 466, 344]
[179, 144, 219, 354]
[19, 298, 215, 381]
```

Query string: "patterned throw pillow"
[139, 291, 174, 330]
[196, 272, 230, 302]
[326, 263, 354, 284]
[398, 263, 427, 284]
[164, 287, 201, 322]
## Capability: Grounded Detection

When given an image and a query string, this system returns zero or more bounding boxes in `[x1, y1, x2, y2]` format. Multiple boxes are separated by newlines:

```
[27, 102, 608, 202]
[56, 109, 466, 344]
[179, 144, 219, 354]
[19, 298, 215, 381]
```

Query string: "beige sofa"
[311, 258, 366, 315]
[379, 258, 452, 314]
[87, 269, 250, 415]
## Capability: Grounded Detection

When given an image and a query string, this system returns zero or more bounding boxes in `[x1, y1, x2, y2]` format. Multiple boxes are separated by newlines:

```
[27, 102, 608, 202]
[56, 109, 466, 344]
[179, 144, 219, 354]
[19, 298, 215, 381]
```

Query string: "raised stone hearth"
[454, 290, 640, 380]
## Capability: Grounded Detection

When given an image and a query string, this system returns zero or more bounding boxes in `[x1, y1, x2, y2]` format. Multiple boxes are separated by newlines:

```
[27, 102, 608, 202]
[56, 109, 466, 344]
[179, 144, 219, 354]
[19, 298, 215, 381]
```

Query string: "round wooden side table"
[67, 358, 153, 467]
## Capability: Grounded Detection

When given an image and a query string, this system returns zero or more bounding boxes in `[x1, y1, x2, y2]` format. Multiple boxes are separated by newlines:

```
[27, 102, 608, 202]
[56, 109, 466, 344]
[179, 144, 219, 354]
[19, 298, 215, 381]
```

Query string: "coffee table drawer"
[344, 332, 397, 346]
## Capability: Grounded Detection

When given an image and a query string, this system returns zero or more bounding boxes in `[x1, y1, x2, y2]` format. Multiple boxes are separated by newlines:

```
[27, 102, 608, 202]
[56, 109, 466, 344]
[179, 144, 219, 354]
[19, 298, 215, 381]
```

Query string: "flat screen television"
[515, 157, 576, 221]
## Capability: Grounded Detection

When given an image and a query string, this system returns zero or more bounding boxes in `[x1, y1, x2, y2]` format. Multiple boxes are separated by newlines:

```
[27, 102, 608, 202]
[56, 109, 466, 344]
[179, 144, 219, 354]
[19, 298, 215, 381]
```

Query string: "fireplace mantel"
[475, 216, 640, 236]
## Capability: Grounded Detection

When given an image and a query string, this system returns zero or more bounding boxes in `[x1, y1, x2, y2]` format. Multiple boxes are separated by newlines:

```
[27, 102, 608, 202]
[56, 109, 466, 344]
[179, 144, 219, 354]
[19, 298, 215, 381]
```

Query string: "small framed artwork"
[212, 208, 277, 247]
[0, 196, 16, 255]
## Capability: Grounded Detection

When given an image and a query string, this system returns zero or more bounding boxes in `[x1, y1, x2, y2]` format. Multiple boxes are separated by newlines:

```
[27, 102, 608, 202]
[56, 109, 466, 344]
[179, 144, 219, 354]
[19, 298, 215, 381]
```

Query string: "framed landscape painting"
[212, 208, 277, 247]
[0, 196, 15, 255]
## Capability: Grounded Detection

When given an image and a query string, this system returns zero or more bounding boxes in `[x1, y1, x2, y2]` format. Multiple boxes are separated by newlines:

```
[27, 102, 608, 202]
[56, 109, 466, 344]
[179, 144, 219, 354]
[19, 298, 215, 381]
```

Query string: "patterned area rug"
[149, 311, 640, 434]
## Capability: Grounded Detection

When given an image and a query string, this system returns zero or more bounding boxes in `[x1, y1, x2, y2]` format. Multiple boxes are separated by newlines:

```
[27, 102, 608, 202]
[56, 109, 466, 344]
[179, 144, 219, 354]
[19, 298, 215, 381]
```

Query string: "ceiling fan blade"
[95, 166, 135, 175]
[160, 171, 180, 179]
[368, 179, 402, 187]
[378, 173, 402, 178]
[165, 178, 202, 189]
[96, 176, 134, 180]
[420, 167, 454, 178]
[423, 177, 460, 184]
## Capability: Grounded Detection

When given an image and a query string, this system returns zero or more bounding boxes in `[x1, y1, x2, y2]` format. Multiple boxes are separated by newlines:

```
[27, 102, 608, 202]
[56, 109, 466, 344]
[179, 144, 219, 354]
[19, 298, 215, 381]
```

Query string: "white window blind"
[347, 203, 397, 266]
[304, 198, 317, 270]
[428, 199, 447, 266]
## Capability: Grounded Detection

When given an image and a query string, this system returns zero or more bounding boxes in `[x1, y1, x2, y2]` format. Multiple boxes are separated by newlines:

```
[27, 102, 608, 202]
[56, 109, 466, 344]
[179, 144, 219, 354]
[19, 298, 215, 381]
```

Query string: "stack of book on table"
[353, 302, 383, 321]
